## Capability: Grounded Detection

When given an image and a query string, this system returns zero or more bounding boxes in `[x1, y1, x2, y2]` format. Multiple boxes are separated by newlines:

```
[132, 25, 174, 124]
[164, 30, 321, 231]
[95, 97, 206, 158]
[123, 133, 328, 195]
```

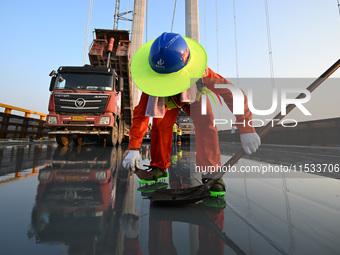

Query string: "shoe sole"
[137, 183, 169, 193]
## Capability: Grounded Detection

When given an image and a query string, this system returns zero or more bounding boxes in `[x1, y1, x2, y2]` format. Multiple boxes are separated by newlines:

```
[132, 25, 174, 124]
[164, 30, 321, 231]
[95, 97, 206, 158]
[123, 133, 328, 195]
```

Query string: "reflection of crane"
[114, 0, 133, 30]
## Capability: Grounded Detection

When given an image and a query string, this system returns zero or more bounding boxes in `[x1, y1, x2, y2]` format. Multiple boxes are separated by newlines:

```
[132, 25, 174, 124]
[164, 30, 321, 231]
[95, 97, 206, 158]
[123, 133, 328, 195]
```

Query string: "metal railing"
[0, 103, 51, 139]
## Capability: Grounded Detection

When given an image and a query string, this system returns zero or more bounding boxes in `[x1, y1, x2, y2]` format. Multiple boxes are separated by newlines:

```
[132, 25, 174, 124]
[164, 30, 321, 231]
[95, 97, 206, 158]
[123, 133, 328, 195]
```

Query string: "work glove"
[122, 150, 140, 171]
[119, 213, 139, 239]
[240, 133, 261, 155]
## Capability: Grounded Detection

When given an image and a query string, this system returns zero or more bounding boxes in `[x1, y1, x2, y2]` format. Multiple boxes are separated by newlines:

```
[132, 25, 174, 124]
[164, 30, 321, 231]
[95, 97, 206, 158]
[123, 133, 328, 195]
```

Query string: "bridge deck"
[0, 142, 339, 254]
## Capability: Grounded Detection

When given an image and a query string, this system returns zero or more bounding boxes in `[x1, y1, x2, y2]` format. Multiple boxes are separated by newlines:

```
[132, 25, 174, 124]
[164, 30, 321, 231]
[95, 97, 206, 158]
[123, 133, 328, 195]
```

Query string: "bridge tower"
[185, 0, 200, 42]
[130, 0, 200, 107]
[130, 0, 146, 107]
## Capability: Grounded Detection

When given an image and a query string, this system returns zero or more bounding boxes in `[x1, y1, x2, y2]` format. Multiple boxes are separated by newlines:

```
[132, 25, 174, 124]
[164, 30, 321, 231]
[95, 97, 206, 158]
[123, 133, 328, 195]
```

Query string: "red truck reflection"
[30, 146, 122, 248]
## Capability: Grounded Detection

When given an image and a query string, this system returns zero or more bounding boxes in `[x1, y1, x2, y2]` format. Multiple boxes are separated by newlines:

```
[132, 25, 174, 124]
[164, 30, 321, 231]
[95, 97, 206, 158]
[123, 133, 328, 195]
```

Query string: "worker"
[172, 122, 178, 144]
[122, 32, 260, 193]
[177, 124, 182, 145]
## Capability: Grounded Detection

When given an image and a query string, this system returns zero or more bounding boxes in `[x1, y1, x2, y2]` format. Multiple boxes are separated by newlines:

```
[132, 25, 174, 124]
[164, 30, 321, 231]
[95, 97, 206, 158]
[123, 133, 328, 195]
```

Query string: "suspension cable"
[171, 0, 178, 32]
[204, 0, 207, 49]
[233, 0, 239, 81]
[146, 0, 148, 42]
[264, 0, 275, 85]
[126, 0, 129, 30]
[216, 0, 220, 72]
[83, 0, 94, 65]
[338, 0, 340, 17]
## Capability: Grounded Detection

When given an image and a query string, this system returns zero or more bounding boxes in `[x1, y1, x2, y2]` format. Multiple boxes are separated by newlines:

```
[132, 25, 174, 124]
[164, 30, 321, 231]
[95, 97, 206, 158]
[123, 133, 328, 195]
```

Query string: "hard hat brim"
[131, 37, 208, 97]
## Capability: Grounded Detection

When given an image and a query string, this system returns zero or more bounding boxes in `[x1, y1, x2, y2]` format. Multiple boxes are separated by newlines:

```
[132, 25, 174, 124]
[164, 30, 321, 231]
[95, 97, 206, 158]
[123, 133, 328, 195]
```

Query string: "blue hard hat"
[149, 32, 190, 74]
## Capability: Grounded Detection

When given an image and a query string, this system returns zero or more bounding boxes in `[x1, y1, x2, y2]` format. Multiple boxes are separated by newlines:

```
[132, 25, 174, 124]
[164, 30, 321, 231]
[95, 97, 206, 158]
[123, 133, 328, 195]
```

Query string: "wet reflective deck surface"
[0, 142, 339, 255]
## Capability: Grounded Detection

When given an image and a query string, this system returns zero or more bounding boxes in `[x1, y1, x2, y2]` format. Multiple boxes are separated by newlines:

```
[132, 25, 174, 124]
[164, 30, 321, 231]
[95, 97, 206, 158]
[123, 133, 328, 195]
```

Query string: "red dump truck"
[32, 146, 119, 245]
[46, 29, 133, 146]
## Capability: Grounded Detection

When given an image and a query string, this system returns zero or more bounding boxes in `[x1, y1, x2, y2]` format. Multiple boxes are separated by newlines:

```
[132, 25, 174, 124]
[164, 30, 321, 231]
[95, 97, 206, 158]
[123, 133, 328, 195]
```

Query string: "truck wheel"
[73, 138, 83, 146]
[106, 123, 118, 146]
[56, 135, 71, 146]
[117, 120, 124, 145]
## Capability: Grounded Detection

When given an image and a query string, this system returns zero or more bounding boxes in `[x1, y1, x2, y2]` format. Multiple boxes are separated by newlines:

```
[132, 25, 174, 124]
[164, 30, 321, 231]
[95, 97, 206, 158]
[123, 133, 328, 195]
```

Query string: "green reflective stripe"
[137, 171, 169, 184]
[137, 182, 168, 193]
[209, 190, 226, 197]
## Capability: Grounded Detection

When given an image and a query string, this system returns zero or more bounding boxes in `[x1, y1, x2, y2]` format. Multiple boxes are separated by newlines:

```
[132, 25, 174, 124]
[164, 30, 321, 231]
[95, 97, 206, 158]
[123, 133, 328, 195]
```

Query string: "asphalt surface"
[0, 142, 339, 254]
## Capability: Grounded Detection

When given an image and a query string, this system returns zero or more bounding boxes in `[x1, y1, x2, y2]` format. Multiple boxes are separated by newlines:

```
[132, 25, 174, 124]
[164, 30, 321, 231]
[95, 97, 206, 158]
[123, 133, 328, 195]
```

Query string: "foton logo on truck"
[46, 29, 133, 147]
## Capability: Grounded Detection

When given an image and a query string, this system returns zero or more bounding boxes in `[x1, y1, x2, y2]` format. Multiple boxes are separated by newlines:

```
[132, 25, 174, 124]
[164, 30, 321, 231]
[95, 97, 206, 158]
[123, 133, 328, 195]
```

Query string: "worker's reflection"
[120, 204, 225, 255]
[121, 144, 226, 255]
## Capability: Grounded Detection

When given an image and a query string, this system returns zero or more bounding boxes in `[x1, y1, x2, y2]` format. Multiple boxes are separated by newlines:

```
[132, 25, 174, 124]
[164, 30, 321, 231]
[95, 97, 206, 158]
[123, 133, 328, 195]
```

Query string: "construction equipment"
[46, 29, 133, 146]
[150, 58, 340, 205]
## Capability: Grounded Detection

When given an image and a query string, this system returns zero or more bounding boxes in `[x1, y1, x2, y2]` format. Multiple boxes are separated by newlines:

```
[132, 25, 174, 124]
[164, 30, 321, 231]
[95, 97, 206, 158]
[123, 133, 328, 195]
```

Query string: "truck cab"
[46, 29, 133, 146]
[47, 66, 122, 146]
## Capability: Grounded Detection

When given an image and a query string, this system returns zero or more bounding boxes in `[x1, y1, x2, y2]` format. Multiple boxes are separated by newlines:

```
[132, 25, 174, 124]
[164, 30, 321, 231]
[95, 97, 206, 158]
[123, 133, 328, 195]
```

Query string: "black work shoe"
[202, 178, 226, 197]
[210, 178, 226, 192]
[202, 178, 226, 191]
[138, 166, 168, 183]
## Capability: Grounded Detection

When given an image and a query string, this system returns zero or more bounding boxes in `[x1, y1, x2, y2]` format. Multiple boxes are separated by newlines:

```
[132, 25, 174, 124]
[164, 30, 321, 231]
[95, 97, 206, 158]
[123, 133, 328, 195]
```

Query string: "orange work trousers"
[128, 92, 221, 170]
[151, 99, 221, 170]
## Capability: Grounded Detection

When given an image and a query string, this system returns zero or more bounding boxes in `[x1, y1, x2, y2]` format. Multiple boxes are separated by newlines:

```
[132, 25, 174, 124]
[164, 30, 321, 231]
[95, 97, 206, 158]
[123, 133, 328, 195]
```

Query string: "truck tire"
[56, 135, 71, 146]
[106, 123, 118, 146]
[117, 120, 124, 145]
[73, 138, 83, 146]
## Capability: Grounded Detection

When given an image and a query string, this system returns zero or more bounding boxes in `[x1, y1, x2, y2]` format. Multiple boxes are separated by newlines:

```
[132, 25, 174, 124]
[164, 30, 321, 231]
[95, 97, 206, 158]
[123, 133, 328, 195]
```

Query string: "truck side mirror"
[49, 76, 56, 92]
[119, 77, 124, 92]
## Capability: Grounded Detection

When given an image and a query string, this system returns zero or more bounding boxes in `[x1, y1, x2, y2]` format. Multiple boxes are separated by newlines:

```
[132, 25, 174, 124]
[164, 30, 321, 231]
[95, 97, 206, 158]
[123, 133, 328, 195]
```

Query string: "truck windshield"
[54, 73, 114, 91]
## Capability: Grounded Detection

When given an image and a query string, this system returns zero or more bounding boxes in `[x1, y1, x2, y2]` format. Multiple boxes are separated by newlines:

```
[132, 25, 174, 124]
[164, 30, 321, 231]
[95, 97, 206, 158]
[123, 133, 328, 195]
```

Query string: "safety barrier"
[0, 144, 53, 185]
[0, 167, 39, 185]
[0, 103, 51, 139]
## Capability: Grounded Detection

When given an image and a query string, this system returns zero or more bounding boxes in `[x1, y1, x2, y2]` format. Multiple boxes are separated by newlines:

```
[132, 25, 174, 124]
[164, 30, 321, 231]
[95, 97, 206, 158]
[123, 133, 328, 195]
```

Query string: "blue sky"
[0, 0, 339, 115]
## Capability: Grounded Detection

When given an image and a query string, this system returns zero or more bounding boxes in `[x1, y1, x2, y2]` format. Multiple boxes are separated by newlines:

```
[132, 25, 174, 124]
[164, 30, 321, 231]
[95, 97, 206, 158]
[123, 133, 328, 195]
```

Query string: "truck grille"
[42, 182, 101, 207]
[54, 93, 109, 114]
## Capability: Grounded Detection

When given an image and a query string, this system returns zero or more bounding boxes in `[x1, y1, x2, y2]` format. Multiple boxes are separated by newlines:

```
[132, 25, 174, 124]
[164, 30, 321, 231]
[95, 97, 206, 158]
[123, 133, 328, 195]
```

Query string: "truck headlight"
[47, 116, 58, 124]
[95, 171, 107, 180]
[99, 117, 110, 125]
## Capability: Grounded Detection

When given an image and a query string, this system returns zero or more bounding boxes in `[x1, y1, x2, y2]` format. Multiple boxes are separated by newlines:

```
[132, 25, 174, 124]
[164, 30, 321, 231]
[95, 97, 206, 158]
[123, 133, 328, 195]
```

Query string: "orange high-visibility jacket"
[129, 68, 255, 150]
